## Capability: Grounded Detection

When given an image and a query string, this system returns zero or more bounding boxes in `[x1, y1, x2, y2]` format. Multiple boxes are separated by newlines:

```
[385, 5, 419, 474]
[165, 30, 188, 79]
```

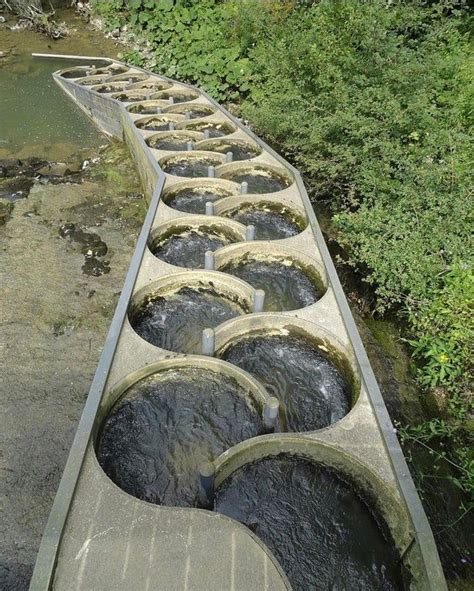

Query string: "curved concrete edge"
[93, 355, 274, 447]
[52, 449, 291, 591]
[27, 54, 446, 591]
[213, 436, 413, 551]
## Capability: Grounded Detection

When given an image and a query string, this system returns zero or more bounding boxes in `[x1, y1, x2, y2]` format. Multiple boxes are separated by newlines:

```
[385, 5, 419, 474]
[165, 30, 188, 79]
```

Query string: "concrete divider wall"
[28, 55, 447, 591]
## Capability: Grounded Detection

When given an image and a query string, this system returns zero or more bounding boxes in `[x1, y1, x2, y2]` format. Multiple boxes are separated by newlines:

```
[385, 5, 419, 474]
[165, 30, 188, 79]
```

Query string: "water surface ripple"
[215, 455, 404, 591]
[98, 368, 263, 507]
[221, 259, 320, 311]
[131, 286, 245, 353]
[221, 333, 351, 431]
[152, 229, 232, 268]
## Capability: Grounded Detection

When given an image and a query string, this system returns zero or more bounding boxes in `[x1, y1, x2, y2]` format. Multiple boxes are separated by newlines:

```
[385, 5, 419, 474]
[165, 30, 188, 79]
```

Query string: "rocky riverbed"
[0, 143, 146, 590]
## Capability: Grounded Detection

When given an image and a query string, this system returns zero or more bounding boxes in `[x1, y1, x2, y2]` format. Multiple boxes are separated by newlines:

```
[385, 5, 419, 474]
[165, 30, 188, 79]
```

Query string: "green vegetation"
[91, 0, 473, 505]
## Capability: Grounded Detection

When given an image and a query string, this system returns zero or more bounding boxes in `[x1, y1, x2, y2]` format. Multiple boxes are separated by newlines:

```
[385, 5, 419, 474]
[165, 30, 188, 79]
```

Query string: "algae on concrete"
[0, 143, 145, 590]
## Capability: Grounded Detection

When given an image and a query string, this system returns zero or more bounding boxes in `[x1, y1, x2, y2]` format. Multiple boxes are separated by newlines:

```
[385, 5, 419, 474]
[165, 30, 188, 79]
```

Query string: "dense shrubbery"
[91, 0, 473, 500]
[91, 0, 252, 99]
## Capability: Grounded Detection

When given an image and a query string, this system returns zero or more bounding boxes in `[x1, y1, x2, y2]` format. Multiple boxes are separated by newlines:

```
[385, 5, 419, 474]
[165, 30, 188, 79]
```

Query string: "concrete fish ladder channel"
[29, 54, 446, 591]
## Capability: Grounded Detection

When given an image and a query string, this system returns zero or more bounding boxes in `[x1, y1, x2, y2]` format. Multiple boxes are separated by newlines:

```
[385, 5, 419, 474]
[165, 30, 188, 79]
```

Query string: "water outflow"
[170, 106, 215, 119]
[223, 168, 290, 193]
[215, 455, 404, 591]
[187, 123, 233, 138]
[164, 186, 233, 214]
[230, 208, 301, 240]
[77, 75, 110, 86]
[151, 228, 233, 268]
[136, 117, 178, 132]
[93, 82, 128, 94]
[155, 91, 199, 103]
[114, 92, 147, 103]
[206, 142, 260, 161]
[131, 286, 246, 353]
[97, 368, 263, 507]
[128, 103, 168, 115]
[221, 333, 351, 431]
[162, 156, 223, 178]
[221, 258, 320, 311]
[148, 135, 195, 151]
[111, 73, 147, 84]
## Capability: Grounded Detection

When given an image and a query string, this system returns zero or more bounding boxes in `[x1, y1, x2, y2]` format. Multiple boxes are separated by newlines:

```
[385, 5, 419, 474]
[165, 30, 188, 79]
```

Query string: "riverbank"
[0, 10, 147, 589]
[0, 141, 146, 590]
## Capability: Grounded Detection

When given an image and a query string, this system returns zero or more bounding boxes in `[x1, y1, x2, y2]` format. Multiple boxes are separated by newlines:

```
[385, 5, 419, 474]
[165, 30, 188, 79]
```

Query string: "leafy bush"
[92, 0, 252, 100]
[92, 0, 473, 502]
[234, 1, 473, 502]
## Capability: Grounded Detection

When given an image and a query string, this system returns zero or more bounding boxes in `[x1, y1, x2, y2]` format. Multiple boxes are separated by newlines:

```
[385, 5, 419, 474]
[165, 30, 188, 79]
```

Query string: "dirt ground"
[0, 144, 146, 590]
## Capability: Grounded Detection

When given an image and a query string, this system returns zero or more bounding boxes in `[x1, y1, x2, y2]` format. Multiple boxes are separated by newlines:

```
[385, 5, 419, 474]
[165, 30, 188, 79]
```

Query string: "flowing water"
[147, 134, 195, 151]
[215, 455, 404, 591]
[162, 156, 223, 178]
[113, 91, 148, 103]
[110, 73, 148, 84]
[186, 123, 234, 138]
[130, 81, 172, 92]
[205, 141, 261, 161]
[153, 91, 199, 103]
[130, 286, 246, 353]
[164, 185, 234, 214]
[0, 9, 120, 161]
[229, 208, 302, 240]
[166, 105, 215, 119]
[221, 333, 351, 431]
[97, 368, 264, 507]
[93, 81, 128, 93]
[221, 258, 321, 311]
[127, 101, 170, 115]
[223, 168, 291, 193]
[0, 57, 105, 160]
[151, 227, 234, 268]
[135, 116, 179, 132]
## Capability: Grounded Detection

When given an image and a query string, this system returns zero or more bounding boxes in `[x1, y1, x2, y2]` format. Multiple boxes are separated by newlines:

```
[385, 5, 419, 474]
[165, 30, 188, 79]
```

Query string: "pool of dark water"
[133, 79, 171, 90]
[221, 257, 320, 311]
[215, 455, 404, 591]
[151, 227, 234, 268]
[223, 167, 291, 193]
[113, 92, 148, 103]
[131, 286, 246, 353]
[147, 134, 195, 152]
[97, 367, 263, 507]
[168, 105, 216, 119]
[187, 123, 234, 138]
[205, 141, 261, 161]
[128, 102, 169, 115]
[164, 185, 234, 214]
[136, 116, 179, 132]
[162, 156, 223, 178]
[221, 333, 351, 431]
[109, 73, 148, 84]
[93, 82, 129, 94]
[76, 75, 110, 86]
[153, 91, 199, 103]
[229, 207, 302, 239]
